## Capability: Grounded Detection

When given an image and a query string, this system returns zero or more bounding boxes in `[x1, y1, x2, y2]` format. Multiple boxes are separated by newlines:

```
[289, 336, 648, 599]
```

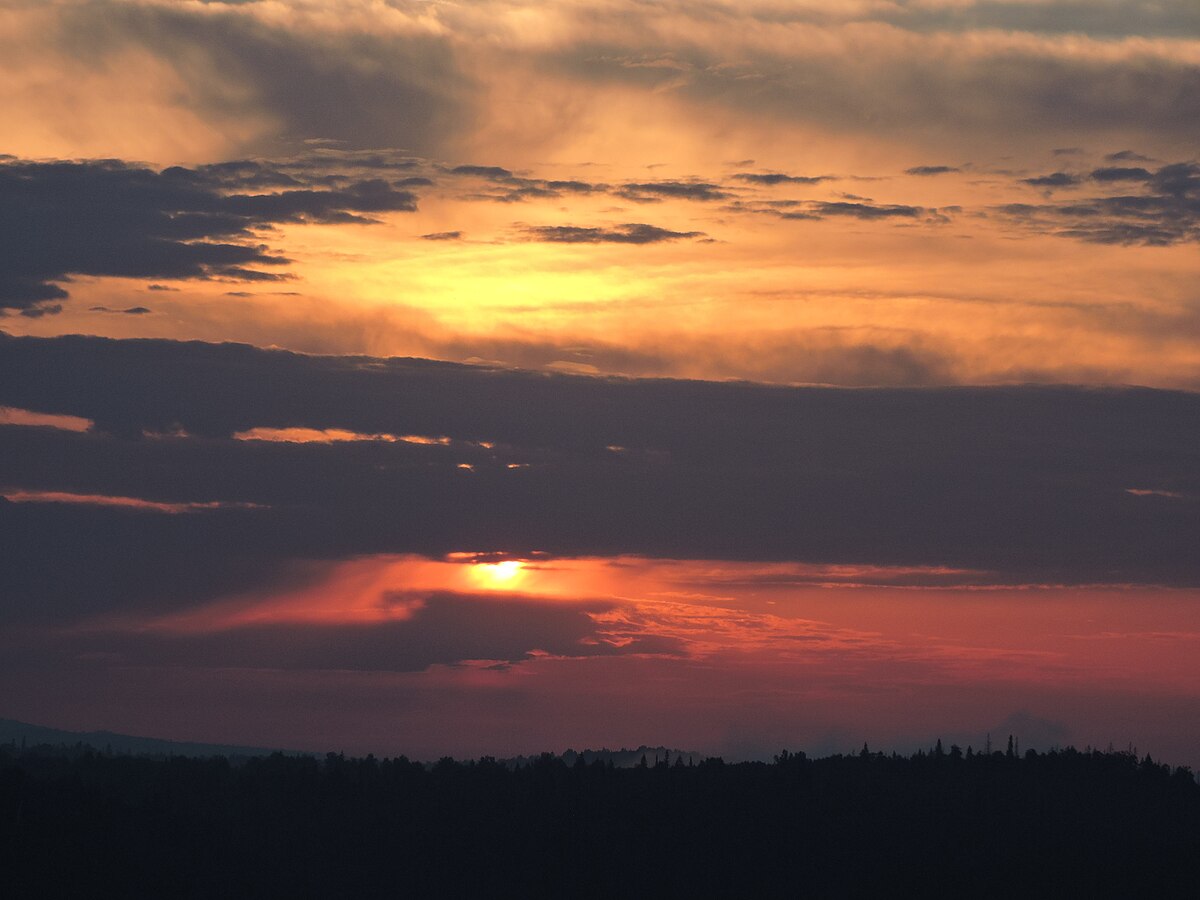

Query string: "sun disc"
[472, 559, 525, 588]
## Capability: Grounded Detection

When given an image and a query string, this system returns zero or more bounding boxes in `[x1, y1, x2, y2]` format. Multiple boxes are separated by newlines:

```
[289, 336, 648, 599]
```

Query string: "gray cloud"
[14, 1, 1200, 172]
[1106, 150, 1154, 162]
[1090, 166, 1154, 183]
[905, 166, 960, 176]
[808, 201, 925, 220]
[521, 223, 704, 244]
[1023, 172, 1082, 188]
[0, 157, 420, 313]
[882, 1, 1200, 40]
[1000, 161, 1200, 245]
[52, 1, 472, 156]
[444, 166, 606, 204]
[615, 182, 730, 202]
[731, 198, 945, 225]
[0, 591, 677, 674]
[448, 165, 514, 180]
[549, 26, 1200, 155]
[732, 173, 828, 186]
[89, 306, 153, 315]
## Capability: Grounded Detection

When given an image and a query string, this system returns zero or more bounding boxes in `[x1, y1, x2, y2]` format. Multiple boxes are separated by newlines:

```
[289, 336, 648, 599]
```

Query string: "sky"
[2, 0, 1199, 764]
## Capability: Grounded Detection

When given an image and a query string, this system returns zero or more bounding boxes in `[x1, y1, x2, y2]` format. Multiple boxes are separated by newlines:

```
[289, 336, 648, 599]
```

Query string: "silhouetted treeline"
[2, 742, 1198, 898]
[506, 745, 702, 769]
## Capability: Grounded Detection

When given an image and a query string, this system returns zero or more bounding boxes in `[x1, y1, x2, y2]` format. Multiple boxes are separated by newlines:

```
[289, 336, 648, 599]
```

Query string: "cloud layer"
[0, 158, 420, 312]
[1000, 162, 1200, 245]
[6, 1, 1200, 166]
[2, 334, 1198, 632]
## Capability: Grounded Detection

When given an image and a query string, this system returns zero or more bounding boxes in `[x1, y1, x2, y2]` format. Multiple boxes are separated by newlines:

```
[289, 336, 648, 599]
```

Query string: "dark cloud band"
[1, 334, 1198, 630]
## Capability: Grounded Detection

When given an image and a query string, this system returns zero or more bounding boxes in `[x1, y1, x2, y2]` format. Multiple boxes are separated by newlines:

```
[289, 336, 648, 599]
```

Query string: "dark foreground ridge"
[3, 742, 1198, 898]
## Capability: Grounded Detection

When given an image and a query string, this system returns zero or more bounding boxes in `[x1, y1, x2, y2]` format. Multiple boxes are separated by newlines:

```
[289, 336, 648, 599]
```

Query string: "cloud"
[615, 182, 730, 202]
[520, 223, 705, 244]
[487, 185, 563, 203]
[458, 174, 606, 204]
[999, 160, 1200, 245]
[0, 157, 421, 313]
[8, 0, 1200, 172]
[232, 427, 451, 445]
[546, 180, 602, 193]
[732, 173, 828, 186]
[905, 166, 960, 176]
[90, 306, 153, 315]
[431, 329, 958, 387]
[430, 162, 611, 204]
[807, 201, 925, 220]
[1, 489, 265, 515]
[54, 591, 673, 673]
[1106, 150, 1154, 162]
[448, 165, 515, 180]
[46, 0, 473, 158]
[421, 231, 464, 241]
[198, 150, 427, 186]
[1, 333, 1198, 627]
[0, 406, 91, 433]
[1090, 166, 1153, 183]
[1023, 172, 1082, 188]
[877, 1, 1200, 40]
[733, 198, 944, 225]
[545, 11, 1200, 156]
[1125, 488, 1185, 499]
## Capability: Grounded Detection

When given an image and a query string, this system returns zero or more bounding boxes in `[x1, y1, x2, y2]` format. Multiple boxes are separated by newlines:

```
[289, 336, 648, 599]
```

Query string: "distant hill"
[0, 718, 299, 758]
[0, 719, 695, 766]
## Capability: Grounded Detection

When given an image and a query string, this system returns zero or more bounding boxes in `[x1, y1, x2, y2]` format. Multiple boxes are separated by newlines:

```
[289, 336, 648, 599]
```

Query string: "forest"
[3, 741, 1198, 898]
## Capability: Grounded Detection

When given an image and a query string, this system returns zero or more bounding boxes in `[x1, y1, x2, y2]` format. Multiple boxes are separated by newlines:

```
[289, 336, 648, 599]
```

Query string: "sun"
[471, 559, 525, 588]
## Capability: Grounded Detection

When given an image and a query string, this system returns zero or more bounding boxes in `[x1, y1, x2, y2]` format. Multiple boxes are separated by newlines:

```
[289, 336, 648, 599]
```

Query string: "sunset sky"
[2, 0, 1199, 764]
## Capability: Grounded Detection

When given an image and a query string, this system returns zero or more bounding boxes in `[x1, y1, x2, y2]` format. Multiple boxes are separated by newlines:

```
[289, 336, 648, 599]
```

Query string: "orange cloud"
[0, 406, 92, 432]
[232, 427, 451, 445]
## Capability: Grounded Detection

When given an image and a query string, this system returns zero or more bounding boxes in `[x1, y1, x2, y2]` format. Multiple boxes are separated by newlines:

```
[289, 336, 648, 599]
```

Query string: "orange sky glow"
[9, 552, 1179, 762]
[2, 0, 1199, 764]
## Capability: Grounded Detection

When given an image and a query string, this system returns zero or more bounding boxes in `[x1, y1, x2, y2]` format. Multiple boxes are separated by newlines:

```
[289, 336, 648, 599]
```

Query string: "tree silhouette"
[1, 741, 1197, 897]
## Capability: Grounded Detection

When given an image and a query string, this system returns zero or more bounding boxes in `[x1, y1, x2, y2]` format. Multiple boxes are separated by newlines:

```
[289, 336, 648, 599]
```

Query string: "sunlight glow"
[472, 559, 526, 588]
